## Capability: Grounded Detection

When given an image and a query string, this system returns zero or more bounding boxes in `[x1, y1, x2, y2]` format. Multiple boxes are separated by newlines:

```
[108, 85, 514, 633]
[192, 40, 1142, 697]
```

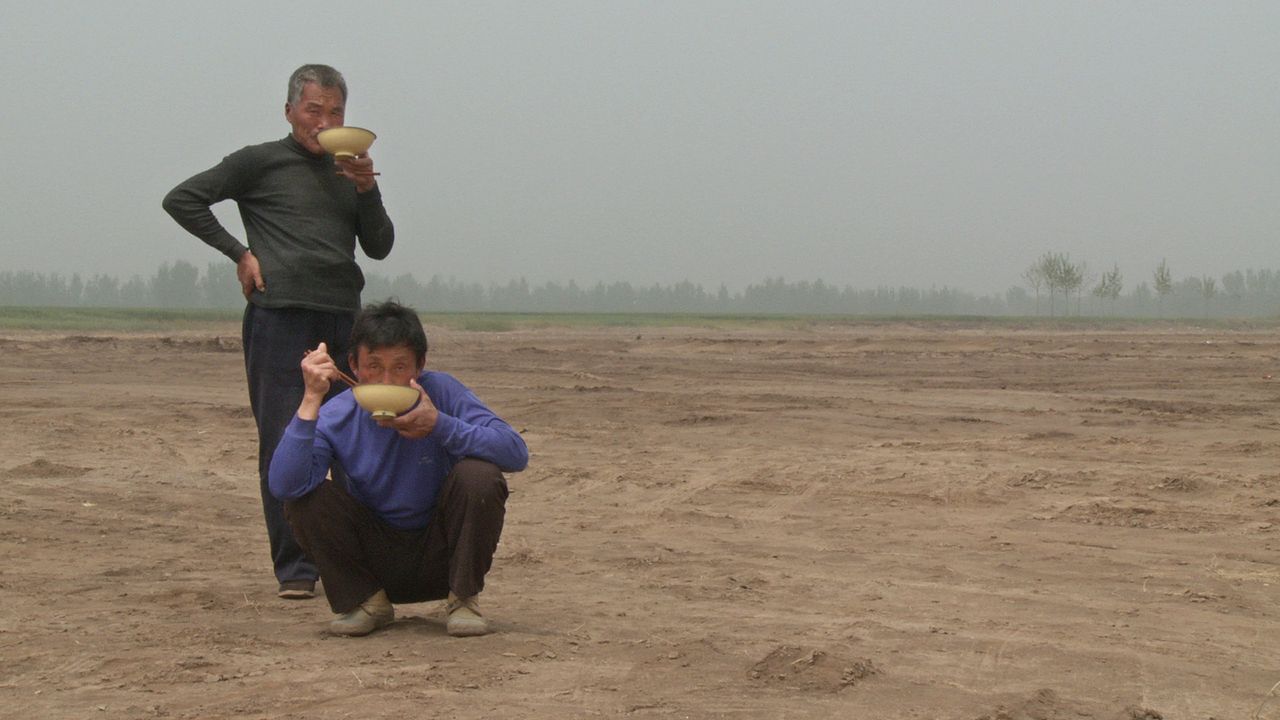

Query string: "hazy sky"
[3, 1, 1277, 294]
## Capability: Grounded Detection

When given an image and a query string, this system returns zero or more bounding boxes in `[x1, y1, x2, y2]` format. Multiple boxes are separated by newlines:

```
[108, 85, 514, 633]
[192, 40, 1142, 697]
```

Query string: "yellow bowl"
[317, 126, 376, 159]
[351, 383, 419, 419]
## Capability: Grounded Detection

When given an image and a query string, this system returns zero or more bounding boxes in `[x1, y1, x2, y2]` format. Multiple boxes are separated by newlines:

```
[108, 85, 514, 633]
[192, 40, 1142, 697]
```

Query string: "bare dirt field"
[3, 320, 1280, 719]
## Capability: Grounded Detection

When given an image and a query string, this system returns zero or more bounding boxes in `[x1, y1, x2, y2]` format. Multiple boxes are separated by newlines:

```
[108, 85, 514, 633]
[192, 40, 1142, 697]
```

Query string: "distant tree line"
[2, 258, 1280, 318]
[0, 262, 239, 310]
[1017, 253, 1279, 318]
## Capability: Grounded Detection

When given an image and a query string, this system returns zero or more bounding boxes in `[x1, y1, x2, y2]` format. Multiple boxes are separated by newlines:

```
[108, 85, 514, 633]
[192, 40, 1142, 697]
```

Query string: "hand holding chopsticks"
[302, 345, 360, 388]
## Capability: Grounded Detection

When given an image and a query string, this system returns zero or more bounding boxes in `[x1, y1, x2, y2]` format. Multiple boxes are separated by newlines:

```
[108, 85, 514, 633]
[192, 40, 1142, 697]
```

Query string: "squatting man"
[269, 301, 529, 637]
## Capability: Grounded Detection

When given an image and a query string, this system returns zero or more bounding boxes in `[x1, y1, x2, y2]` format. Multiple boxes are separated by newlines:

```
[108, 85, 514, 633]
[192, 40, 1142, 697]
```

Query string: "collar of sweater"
[281, 134, 330, 162]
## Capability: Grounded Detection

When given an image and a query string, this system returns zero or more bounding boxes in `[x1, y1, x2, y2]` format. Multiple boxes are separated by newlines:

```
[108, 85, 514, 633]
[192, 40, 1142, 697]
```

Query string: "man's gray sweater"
[163, 135, 395, 313]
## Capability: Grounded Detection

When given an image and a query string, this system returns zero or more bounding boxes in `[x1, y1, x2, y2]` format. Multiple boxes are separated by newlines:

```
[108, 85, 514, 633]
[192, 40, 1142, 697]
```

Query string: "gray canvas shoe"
[445, 592, 489, 637]
[329, 589, 395, 637]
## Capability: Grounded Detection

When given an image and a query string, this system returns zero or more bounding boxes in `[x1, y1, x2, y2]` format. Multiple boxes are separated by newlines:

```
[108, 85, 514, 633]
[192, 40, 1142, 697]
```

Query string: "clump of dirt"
[748, 645, 876, 693]
[1008, 469, 1097, 490]
[1150, 475, 1203, 492]
[974, 688, 1082, 719]
[1057, 500, 1156, 528]
[158, 336, 240, 353]
[1023, 430, 1075, 441]
[3, 458, 90, 478]
[974, 689, 1162, 720]
[499, 547, 544, 565]
[666, 413, 739, 426]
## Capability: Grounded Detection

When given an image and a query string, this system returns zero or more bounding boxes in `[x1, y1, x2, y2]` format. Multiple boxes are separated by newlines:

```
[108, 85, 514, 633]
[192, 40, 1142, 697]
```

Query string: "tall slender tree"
[1200, 275, 1216, 318]
[1023, 263, 1046, 316]
[1154, 259, 1173, 316]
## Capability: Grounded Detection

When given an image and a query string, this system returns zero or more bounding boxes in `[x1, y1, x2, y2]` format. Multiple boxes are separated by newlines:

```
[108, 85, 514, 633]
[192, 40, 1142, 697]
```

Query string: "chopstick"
[336, 171, 382, 177]
[332, 366, 361, 388]
[303, 350, 361, 387]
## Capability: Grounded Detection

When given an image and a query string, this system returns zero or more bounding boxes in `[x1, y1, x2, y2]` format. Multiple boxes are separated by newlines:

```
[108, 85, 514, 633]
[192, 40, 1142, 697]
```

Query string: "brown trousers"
[284, 458, 509, 614]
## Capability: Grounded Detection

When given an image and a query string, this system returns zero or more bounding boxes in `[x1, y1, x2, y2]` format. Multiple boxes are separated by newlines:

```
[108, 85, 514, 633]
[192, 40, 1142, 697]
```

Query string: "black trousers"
[283, 458, 509, 614]
[242, 303, 354, 584]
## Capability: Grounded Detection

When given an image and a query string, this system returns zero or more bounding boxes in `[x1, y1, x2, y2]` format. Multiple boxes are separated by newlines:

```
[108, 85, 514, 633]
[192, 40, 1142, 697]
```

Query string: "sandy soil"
[3, 321, 1280, 719]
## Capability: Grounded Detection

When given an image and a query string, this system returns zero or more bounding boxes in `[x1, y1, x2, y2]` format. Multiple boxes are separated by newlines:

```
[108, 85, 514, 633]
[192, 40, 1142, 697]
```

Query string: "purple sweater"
[269, 371, 528, 530]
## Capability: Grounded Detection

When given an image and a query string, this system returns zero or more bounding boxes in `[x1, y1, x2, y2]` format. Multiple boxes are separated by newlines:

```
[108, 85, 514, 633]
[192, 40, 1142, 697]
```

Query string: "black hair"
[349, 299, 428, 363]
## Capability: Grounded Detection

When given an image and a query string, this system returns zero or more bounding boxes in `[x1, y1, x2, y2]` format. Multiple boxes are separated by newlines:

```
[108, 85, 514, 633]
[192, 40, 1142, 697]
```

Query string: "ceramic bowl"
[351, 383, 419, 419]
[317, 126, 376, 159]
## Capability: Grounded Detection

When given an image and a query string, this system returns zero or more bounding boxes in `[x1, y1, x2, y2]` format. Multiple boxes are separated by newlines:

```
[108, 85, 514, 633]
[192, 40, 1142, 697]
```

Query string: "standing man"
[162, 64, 394, 600]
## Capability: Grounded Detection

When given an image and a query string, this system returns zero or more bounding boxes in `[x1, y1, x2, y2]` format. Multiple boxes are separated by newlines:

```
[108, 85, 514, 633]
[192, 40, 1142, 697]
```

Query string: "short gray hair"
[287, 64, 347, 105]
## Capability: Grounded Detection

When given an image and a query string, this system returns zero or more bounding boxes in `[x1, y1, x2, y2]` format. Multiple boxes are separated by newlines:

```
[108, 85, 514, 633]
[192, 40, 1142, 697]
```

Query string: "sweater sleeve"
[161, 152, 253, 263]
[430, 375, 529, 473]
[355, 186, 395, 260]
[268, 415, 335, 500]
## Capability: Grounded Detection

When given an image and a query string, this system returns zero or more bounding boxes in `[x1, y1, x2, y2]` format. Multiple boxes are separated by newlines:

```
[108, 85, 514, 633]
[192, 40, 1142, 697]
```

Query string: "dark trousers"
[283, 458, 509, 614]
[243, 303, 354, 584]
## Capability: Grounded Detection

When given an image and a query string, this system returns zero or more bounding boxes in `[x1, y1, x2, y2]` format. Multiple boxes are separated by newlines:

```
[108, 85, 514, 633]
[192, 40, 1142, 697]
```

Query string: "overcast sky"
[2, 1, 1277, 294]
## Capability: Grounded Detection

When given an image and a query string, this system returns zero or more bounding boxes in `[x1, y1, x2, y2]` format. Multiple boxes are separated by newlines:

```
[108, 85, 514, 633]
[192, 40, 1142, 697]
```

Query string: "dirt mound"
[748, 645, 876, 693]
[973, 689, 1162, 720]
[157, 335, 240, 352]
[3, 458, 90, 478]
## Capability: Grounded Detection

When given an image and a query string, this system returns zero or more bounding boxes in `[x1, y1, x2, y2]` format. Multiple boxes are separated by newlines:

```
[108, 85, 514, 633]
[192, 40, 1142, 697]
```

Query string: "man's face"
[284, 83, 345, 155]
[351, 344, 423, 387]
